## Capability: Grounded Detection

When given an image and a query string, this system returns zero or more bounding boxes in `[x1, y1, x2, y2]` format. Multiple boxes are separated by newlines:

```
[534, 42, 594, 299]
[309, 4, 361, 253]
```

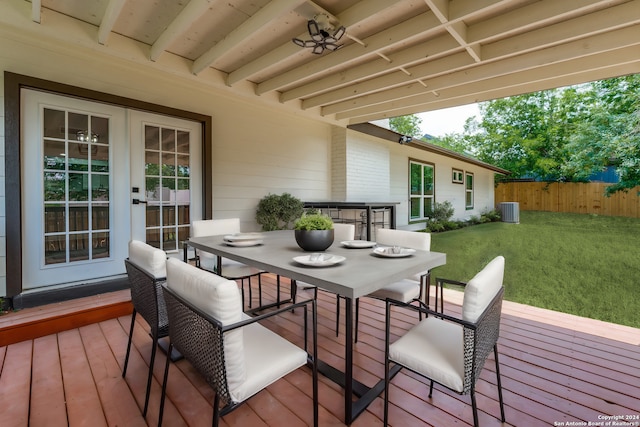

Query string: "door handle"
[132, 198, 148, 204]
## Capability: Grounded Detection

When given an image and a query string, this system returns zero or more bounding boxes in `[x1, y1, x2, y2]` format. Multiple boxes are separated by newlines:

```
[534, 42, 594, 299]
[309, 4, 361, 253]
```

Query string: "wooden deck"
[1, 273, 639, 427]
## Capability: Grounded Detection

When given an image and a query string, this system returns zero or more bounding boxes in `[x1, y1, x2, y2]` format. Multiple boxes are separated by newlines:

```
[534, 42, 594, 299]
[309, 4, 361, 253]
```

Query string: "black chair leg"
[354, 298, 360, 343]
[122, 310, 137, 377]
[494, 345, 506, 422]
[143, 337, 158, 416]
[470, 388, 479, 427]
[257, 275, 263, 307]
[428, 380, 434, 397]
[212, 394, 220, 427]
[335, 296, 341, 336]
[158, 342, 173, 427]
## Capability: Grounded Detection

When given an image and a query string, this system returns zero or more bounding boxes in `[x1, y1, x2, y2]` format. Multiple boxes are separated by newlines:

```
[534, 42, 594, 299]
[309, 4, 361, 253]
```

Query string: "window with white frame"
[409, 160, 434, 220]
[452, 168, 463, 183]
[465, 172, 474, 209]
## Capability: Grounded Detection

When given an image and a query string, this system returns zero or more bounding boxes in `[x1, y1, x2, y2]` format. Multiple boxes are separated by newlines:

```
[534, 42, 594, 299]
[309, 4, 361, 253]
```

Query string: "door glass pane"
[44, 140, 66, 170]
[42, 108, 111, 265]
[44, 205, 65, 233]
[145, 125, 191, 252]
[69, 204, 89, 232]
[45, 235, 66, 265]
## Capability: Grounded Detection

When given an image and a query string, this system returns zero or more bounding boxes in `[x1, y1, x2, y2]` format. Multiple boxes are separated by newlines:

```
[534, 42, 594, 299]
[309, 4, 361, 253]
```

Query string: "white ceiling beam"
[226, 0, 394, 86]
[31, 0, 41, 23]
[191, 0, 306, 75]
[98, 0, 126, 45]
[342, 45, 640, 121]
[281, 0, 616, 102]
[305, 6, 640, 111]
[303, 51, 474, 110]
[150, 0, 213, 61]
[256, 12, 443, 95]
[322, 25, 640, 116]
[280, 34, 461, 103]
[345, 57, 640, 123]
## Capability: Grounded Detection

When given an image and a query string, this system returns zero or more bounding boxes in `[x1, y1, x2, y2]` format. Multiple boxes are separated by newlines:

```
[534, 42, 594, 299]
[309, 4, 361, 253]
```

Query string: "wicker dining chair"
[122, 240, 168, 417]
[341, 228, 431, 342]
[158, 258, 318, 427]
[191, 218, 264, 308]
[383, 256, 507, 427]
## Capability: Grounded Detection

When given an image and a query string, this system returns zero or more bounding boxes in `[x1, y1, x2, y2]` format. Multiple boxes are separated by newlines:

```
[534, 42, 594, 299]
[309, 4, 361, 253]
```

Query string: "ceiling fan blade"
[302, 40, 317, 48]
[292, 38, 306, 47]
[325, 43, 342, 51]
[324, 36, 337, 44]
[307, 20, 320, 38]
[333, 26, 346, 41]
[312, 44, 324, 55]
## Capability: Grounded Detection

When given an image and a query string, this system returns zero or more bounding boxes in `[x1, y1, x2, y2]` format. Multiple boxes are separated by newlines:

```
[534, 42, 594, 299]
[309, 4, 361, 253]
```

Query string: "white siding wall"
[0, 30, 334, 296]
[345, 133, 390, 201]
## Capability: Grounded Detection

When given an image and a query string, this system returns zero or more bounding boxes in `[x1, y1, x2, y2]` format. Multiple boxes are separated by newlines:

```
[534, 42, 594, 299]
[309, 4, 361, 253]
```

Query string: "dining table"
[184, 229, 446, 424]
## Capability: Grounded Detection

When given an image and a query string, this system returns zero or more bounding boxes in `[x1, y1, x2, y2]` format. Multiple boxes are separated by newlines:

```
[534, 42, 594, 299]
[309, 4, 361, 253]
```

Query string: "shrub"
[430, 200, 454, 222]
[256, 193, 304, 231]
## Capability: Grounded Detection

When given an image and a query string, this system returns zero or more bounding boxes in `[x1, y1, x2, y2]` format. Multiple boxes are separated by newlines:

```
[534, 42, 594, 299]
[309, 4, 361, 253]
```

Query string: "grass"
[428, 210, 640, 329]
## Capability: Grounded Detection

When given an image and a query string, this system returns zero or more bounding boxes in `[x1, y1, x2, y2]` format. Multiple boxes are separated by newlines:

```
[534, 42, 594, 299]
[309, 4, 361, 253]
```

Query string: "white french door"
[129, 111, 202, 254]
[21, 90, 202, 290]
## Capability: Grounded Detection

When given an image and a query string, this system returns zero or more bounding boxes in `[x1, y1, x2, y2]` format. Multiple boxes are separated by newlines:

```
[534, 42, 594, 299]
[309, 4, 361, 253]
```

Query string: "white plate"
[224, 239, 263, 247]
[223, 232, 264, 242]
[341, 240, 377, 248]
[293, 254, 346, 267]
[373, 246, 416, 258]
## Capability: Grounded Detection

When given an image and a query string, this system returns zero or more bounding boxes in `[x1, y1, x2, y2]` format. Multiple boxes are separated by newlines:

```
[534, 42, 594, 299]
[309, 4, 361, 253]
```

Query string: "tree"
[443, 73, 640, 194]
[389, 114, 422, 138]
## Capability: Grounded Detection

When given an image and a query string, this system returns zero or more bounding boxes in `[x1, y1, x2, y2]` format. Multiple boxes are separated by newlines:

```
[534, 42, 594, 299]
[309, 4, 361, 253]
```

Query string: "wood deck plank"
[29, 334, 67, 427]
[0, 340, 32, 427]
[1, 274, 639, 427]
[79, 322, 148, 427]
[58, 328, 109, 427]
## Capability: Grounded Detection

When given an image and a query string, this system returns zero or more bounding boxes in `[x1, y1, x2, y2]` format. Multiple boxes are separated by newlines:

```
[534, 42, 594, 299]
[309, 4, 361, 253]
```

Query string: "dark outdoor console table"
[303, 201, 398, 241]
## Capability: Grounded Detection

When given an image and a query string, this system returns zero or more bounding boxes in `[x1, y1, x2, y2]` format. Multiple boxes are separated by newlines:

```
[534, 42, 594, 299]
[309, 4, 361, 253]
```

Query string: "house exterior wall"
[0, 31, 333, 296]
[0, 15, 499, 297]
[347, 129, 497, 226]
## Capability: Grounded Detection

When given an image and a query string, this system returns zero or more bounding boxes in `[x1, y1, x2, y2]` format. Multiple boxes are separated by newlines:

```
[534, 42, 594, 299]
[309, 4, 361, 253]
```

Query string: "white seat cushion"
[333, 223, 355, 242]
[166, 258, 246, 393]
[376, 228, 431, 251]
[376, 228, 431, 281]
[389, 316, 465, 393]
[230, 321, 307, 403]
[462, 256, 505, 323]
[368, 278, 421, 302]
[128, 240, 166, 279]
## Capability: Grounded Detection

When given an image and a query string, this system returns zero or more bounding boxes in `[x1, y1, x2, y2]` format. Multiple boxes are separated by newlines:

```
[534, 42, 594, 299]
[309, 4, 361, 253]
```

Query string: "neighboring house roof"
[348, 123, 511, 175]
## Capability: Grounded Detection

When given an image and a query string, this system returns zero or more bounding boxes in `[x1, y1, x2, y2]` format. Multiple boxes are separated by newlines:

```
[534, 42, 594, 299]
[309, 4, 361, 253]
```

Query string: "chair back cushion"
[376, 228, 431, 251]
[192, 218, 241, 237]
[333, 223, 356, 242]
[128, 240, 166, 279]
[165, 258, 246, 391]
[462, 256, 505, 323]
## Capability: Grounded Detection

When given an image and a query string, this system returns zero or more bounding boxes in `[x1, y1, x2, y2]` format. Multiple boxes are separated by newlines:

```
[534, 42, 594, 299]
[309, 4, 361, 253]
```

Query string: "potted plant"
[294, 213, 334, 251]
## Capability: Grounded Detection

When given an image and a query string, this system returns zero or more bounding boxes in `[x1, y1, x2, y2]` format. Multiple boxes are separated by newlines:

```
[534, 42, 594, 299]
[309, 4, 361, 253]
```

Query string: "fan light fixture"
[292, 13, 346, 54]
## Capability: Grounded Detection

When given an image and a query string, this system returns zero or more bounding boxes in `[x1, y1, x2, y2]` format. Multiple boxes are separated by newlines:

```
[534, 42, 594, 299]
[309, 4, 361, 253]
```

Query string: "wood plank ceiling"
[22, 0, 640, 124]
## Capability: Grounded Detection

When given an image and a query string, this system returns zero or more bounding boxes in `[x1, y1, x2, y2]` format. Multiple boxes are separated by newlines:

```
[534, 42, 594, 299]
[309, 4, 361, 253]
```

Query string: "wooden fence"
[494, 182, 640, 218]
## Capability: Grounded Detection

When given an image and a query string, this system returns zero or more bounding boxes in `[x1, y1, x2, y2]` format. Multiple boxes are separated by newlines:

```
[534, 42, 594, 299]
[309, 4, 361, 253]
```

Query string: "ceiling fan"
[292, 13, 346, 54]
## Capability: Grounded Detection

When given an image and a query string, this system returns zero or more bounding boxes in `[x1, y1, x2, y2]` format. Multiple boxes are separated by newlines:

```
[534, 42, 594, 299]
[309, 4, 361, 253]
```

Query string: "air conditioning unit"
[499, 202, 520, 223]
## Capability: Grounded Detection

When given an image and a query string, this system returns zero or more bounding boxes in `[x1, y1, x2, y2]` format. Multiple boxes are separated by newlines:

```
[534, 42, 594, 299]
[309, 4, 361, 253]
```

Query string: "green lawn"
[428, 211, 640, 329]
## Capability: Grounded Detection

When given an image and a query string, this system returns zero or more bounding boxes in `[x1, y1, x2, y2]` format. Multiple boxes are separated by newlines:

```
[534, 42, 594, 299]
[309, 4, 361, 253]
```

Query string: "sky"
[417, 103, 480, 137]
